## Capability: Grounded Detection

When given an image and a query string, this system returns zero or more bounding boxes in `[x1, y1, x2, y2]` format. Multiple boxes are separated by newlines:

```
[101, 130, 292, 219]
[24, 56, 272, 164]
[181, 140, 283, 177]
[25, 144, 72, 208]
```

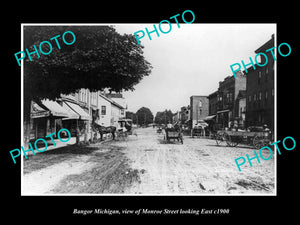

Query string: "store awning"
[31, 101, 50, 118]
[217, 109, 230, 114]
[42, 99, 70, 118]
[64, 101, 91, 121]
[204, 115, 216, 121]
[31, 100, 69, 119]
[61, 101, 80, 120]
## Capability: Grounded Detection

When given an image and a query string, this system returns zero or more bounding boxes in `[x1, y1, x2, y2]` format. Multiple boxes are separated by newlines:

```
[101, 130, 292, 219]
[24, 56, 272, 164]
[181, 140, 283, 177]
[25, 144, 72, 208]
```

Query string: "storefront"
[30, 99, 70, 140]
[216, 109, 230, 130]
[61, 101, 91, 141]
[204, 115, 216, 135]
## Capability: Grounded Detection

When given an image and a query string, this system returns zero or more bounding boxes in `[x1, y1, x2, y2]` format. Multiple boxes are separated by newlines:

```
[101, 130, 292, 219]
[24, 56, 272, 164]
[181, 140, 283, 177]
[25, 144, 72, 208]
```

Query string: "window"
[266, 66, 269, 74]
[265, 91, 268, 100]
[249, 95, 251, 102]
[258, 71, 261, 84]
[101, 106, 106, 115]
[121, 109, 124, 115]
[199, 101, 202, 107]
[254, 94, 256, 101]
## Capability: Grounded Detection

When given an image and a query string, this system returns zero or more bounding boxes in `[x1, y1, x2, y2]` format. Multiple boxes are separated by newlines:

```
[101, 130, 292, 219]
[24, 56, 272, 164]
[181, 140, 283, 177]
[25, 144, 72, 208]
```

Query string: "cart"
[191, 121, 208, 138]
[164, 128, 183, 144]
[191, 126, 203, 137]
[215, 129, 271, 148]
[118, 119, 133, 135]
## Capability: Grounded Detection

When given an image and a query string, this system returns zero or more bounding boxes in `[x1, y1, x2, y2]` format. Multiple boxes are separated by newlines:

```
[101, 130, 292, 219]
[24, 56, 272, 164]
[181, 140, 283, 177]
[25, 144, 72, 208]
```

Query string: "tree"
[125, 111, 137, 124]
[23, 26, 152, 145]
[24, 26, 152, 116]
[135, 107, 154, 126]
[154, 109, 174, 125]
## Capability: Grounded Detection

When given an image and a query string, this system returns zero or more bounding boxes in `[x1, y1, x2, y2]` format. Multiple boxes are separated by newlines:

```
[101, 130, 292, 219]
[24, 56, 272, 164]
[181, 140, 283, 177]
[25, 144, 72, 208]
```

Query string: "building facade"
[216, 70, 246, 129]
[208, 91, 218, 116]
[180, 106, 190, 125]
[245, 35, 275, 131]
[29, 89, 126, 143]
[190, 96, 209, 128]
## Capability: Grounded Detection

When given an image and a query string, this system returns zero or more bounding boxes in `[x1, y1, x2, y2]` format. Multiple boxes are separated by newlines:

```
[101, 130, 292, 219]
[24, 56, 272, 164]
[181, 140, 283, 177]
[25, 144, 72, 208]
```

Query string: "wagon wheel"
[225, 133, 239, 147]
[230, 136, 240, 147]
[253, 135, 265, 149]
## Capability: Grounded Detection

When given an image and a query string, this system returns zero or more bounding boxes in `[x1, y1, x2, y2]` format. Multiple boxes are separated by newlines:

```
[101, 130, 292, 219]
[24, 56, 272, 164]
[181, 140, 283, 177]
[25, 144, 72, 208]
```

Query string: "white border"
[20, 23, 277, 197]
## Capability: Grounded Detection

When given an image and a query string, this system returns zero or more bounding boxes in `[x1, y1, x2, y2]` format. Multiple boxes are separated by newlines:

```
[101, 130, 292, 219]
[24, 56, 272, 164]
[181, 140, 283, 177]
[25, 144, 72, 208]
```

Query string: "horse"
[92, 122, 116, 141]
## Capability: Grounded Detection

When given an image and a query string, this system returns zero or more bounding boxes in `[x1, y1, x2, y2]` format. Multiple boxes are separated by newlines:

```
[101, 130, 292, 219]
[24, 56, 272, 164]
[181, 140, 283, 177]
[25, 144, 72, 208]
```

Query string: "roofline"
[99, 93, 124, 109]
[255, 34, 275, 53]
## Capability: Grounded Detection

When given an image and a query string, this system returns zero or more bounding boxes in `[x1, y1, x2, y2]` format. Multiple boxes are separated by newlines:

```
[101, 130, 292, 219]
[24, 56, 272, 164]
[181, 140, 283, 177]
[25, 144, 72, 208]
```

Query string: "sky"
[115, 23, 276, 116]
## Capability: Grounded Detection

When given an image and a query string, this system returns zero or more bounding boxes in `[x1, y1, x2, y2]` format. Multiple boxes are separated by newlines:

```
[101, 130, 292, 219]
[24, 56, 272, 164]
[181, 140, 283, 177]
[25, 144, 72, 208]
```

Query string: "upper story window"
[101, 105, 106, 115]
[258, 71, 262, 84]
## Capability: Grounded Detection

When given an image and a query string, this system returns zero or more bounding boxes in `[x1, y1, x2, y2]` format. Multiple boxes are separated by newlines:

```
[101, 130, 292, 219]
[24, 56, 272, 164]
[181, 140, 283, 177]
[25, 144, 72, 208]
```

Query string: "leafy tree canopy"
[135, 107, 154, 125]
[24, 26, 152, 102]
[154, 109, 174, 125]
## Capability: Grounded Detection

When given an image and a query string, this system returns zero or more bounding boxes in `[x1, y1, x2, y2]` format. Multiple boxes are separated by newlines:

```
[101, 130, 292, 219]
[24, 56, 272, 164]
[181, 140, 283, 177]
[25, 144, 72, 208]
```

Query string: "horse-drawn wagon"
[164, 128, 183, 144]
[215, 126, 272, 149]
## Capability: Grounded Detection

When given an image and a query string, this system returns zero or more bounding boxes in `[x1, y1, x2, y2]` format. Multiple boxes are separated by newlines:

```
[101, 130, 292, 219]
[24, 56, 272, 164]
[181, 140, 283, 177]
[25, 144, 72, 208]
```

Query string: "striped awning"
[31, 100, 70, 119]
[64, 101, 91, 121]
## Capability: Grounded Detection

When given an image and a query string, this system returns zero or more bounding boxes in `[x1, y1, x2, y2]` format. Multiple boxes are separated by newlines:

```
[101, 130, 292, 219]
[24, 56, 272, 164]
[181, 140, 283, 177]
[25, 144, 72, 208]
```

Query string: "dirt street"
[22, 127, 275, 195]
[114, 127, 275, 194]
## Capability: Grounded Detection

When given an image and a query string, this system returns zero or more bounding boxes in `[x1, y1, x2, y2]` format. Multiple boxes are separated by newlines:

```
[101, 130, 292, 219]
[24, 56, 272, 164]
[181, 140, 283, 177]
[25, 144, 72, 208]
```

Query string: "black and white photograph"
[4, 5, 299, 220]
[21, 23, 276, 195]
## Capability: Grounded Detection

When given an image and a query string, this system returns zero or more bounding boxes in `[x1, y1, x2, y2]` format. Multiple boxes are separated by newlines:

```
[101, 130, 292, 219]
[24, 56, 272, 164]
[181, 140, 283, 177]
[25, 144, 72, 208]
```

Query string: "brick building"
[208, 91, 218, 116]
[245, 35, 275, 131]
[216, 71, 246, 129]
[190, 96, 209, 128]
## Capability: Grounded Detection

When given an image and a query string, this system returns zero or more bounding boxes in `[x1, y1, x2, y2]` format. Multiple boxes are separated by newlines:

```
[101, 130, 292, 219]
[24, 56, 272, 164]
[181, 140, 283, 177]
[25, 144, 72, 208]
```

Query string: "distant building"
[180, 106, 190, 125]
[208, 91, 218, 116]
[245, 34, 275, 131]
[216, 70, 246, 129]
[235, 90, 246, 128]
[190, 96, 209, 128]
